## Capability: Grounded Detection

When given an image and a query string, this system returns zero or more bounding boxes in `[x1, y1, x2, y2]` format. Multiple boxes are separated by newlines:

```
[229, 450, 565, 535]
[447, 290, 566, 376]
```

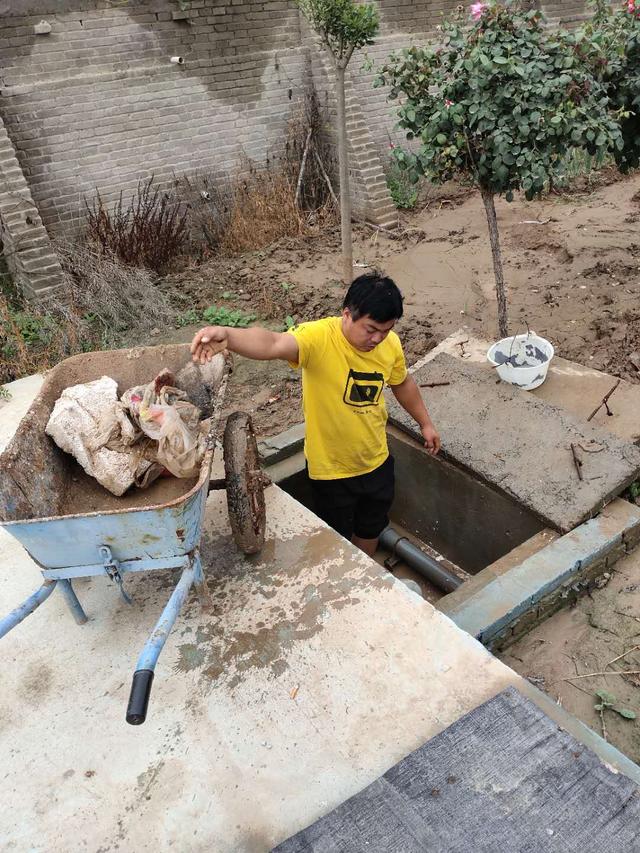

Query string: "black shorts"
[309, 455, 394, 541]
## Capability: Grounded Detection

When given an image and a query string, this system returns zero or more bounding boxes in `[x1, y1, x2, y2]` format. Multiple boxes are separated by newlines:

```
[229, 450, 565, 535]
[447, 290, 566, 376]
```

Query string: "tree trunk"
[335, 64, 353, 286]
[480, 186, 508, 338]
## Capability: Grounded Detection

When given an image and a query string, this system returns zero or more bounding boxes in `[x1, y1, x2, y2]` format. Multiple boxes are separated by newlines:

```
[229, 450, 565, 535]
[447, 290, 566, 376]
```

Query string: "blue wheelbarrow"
[0, 344, 266, 724]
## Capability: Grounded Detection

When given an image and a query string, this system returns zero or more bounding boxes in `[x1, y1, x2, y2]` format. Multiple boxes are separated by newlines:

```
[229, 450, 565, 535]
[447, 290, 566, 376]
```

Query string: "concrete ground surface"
[2, 376, 639, 851]
[416, 327, 640, 445]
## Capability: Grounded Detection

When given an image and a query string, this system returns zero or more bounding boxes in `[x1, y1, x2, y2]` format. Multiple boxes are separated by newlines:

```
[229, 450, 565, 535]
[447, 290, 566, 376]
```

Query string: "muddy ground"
[501, 548, 640, 765]
[160, 168, 640, 437]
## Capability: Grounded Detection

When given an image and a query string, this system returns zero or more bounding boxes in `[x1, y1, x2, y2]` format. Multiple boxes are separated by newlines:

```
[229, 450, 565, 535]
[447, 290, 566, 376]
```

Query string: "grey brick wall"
[0, 1, 307, 235]
[0, 0, 589, 297]
[0, 114, 65, 298]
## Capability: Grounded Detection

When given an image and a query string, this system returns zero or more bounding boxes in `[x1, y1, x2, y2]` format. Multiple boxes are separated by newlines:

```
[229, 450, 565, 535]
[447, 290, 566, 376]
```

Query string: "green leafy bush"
[576, 0, 640, 173]
[376, 1, 622, 335]
[386, 154, 419, 209]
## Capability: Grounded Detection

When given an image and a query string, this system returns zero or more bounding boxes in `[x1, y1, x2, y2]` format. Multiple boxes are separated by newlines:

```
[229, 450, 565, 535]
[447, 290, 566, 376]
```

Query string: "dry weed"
[1, 243, 177, 384]
[55, 241, 175, 343]
[85, 177, 189, 273]
[177, 92, 337, 256]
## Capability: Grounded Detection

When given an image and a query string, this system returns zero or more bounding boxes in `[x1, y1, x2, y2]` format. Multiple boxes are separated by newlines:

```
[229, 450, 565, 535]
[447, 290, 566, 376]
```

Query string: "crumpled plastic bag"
[45, 376, 154, 497]
[122, 369, 207, 480]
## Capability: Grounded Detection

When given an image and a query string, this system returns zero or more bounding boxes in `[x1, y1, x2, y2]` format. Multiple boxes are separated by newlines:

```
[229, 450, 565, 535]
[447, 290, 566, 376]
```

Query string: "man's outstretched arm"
[191, 325, 299, 364]
[390, 374, 441, 456]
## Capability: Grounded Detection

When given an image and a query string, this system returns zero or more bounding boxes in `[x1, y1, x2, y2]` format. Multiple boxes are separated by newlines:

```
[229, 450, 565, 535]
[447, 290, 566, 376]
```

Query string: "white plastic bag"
[124, 372, 205, 480]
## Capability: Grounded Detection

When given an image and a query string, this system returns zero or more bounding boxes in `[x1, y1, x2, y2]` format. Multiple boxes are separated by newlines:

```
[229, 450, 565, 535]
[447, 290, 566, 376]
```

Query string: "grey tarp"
[274, 687, 640, 852]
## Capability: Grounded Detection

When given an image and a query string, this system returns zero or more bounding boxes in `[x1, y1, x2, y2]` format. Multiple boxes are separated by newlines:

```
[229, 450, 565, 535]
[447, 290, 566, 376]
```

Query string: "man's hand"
[190, 326, 228, 364]
[421, 422, 441, 456]
[390, 375, 441, 456]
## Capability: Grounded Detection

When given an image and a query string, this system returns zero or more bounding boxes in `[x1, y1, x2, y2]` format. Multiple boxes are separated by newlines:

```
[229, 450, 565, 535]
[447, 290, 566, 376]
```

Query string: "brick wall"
[0, 0, 590, 297]
[0, 0, 306, 235]
[0, 113, 65, 298]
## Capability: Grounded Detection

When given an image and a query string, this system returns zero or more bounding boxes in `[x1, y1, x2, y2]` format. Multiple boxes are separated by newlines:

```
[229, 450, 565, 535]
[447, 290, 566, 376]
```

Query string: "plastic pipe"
[379, 527, 462, 594]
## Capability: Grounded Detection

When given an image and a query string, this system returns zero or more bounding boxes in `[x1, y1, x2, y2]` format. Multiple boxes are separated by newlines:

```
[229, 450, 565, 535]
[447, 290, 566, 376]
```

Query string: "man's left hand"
[421, 423, 441, 456]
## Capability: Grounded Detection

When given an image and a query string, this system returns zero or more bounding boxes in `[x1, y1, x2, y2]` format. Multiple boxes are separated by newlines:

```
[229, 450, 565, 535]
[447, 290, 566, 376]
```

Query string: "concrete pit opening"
[268, 425, 546, 605]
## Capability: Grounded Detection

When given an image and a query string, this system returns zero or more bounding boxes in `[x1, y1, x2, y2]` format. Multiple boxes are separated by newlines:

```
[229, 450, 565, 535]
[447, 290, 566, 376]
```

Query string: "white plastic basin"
[487, 332, 554, 391]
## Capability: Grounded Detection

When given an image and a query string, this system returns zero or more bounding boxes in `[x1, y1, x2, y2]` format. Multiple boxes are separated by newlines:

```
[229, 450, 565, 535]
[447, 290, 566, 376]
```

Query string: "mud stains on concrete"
[18, 661, 53, 704]
[178, 528, 392, 690]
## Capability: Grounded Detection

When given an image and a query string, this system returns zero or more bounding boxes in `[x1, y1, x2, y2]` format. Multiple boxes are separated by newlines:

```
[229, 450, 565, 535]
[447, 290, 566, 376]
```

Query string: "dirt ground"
[501, 548, 640, 765]
[159, 168, 640, 437]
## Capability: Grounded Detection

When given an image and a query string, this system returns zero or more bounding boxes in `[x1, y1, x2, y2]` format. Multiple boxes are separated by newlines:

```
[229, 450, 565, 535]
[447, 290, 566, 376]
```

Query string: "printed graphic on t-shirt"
[343, 369, 384, 408]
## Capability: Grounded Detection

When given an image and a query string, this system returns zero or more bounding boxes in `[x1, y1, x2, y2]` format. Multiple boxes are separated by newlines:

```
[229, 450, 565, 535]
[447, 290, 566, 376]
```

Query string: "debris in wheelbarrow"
[122, 369, 206, 480]
[46, 365, 218, 496]
[45, 375, 154, 496]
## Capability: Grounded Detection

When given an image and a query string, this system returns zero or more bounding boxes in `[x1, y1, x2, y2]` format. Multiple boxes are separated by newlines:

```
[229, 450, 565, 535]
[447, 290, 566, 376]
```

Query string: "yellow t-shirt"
[288, 317, 407, 480]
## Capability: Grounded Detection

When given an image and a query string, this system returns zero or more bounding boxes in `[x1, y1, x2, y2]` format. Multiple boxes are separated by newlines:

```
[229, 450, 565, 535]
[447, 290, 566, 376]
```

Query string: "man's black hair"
[342, 272, 404, 323]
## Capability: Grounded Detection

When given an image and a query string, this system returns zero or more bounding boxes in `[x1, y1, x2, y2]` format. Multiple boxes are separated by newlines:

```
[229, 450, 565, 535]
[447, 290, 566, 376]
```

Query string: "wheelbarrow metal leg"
[58, 579, 88, 625]
[126, 560, 196, 725]
[0, 580, 58, 639]
[192, 550, 212, 609]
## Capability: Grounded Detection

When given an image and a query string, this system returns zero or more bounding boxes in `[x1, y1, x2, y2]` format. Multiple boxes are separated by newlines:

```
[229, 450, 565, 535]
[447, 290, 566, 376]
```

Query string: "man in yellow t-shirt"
[191, 273, 440, 556]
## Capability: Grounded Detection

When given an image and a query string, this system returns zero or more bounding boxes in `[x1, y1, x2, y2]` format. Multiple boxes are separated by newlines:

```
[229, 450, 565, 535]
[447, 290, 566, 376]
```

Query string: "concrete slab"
[0, 373, 44, 453]
[2, 372, 639, 851]
[415, 328, 640, 444]
[388, 352, 640, 532]
[3, 486, 639, 851]
[439, 498, 640, 646]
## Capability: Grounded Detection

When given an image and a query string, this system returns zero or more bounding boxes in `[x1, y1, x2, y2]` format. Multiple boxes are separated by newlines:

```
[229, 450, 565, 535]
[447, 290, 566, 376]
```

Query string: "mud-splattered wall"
[0, 1, 306, 234]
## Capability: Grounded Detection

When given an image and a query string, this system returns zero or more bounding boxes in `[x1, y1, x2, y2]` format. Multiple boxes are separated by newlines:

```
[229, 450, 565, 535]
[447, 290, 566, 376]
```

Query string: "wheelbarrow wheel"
[223, 412, 266, 555]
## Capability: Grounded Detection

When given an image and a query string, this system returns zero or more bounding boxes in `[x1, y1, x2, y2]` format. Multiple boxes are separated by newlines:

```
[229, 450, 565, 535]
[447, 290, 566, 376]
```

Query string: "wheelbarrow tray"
[0, 344, 224, 570]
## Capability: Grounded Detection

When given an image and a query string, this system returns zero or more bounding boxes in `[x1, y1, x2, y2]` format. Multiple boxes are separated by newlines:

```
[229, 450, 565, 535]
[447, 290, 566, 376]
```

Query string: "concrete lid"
[387, 352, 640, 533]
[412, 328, 640, 445]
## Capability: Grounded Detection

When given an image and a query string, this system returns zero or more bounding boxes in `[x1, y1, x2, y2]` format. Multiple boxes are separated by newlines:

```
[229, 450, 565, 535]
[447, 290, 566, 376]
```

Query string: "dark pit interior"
[277, 426, 545, 579]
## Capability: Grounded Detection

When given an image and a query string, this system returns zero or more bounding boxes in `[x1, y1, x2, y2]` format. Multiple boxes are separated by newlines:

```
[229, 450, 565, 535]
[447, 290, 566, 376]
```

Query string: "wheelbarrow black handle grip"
[126, 669, 154, 725]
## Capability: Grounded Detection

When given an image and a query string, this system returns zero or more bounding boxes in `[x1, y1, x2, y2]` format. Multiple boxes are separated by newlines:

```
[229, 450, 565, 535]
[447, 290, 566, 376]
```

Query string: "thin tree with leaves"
[296, 0, 379, 284]
[576, 0, 640, 174]
[377, 1, 622, 337]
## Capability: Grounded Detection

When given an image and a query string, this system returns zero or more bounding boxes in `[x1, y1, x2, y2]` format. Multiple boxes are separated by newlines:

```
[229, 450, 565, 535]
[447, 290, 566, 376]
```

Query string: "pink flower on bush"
[470, 2, 489, 21]
[627, 0, 635, 12]
[444, 99, 454, 108]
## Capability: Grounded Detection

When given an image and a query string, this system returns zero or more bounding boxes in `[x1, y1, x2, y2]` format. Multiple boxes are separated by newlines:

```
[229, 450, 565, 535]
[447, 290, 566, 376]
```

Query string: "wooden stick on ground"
[357, 219, 402, 239]
[587, 379, 621, 422]
[312, 147, 338, 208]
[606, 645, 640, 669]
[599, 706, 608, 742]
[559, 669, 640, 682]
[570, 443, 583, 481]
[419, 381, 451, 388]
[294, 128, 313, 209]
